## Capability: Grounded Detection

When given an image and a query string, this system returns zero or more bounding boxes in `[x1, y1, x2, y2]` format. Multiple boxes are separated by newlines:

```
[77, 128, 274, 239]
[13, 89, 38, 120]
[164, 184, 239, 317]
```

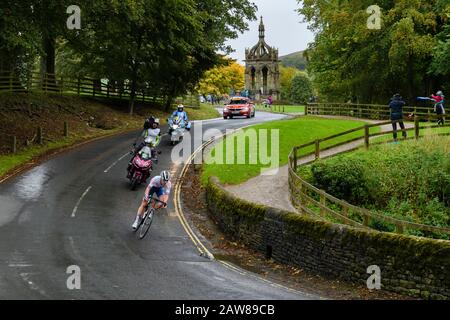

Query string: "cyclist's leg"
[151, 188, 166, 209]
[158, 194, 169, 208]
[137, 185, 154, 217]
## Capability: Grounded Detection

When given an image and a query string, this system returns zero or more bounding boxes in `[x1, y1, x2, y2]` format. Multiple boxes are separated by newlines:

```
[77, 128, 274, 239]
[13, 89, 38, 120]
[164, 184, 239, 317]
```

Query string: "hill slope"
[279, 51, 307, 70]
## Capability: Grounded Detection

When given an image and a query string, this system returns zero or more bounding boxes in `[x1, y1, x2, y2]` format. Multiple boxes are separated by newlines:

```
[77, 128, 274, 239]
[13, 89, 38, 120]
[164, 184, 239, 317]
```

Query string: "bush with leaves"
[302, 136, 450, 233]
[289, 72, 314, 104]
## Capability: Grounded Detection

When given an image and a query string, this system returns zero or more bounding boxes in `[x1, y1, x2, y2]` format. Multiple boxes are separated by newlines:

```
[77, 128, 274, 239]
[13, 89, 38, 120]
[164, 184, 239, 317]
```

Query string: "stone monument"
[244, 17, 280, 101]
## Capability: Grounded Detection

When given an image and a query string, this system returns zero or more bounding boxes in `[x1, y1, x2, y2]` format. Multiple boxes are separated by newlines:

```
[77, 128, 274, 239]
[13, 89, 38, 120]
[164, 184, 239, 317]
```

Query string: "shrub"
[300, 136, 450, 232]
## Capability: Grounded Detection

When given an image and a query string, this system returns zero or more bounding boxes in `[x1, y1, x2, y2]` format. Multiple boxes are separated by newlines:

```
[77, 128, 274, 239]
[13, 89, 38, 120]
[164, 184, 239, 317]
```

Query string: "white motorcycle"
[168, 116, 186, 146]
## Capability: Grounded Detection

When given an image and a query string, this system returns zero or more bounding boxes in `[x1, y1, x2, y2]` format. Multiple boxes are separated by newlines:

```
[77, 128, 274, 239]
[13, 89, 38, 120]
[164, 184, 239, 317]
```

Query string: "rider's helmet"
[152, 118, 160, 128]
[177, 104, 184, 112]
[144, 116, 155, 130]
[437, 91, 444, 97]
[160, 170, 170, 182]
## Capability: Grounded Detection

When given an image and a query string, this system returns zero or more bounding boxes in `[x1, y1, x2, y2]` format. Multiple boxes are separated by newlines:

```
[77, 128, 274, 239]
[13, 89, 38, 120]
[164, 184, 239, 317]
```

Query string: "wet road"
[0, 111, 318, 299]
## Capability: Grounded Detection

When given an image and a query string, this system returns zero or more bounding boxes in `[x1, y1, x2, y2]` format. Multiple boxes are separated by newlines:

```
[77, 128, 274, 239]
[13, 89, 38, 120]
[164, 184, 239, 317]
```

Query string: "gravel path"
[226, 117, 414, 212]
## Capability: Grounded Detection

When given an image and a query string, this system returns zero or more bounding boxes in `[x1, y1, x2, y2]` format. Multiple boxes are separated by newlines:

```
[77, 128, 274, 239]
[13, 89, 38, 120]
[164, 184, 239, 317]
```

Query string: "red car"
[223, 97, 256, 119]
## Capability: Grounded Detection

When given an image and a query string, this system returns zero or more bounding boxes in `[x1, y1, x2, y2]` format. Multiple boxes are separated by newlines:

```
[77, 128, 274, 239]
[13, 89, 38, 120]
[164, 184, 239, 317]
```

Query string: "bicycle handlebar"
[149, 196, 167, 207]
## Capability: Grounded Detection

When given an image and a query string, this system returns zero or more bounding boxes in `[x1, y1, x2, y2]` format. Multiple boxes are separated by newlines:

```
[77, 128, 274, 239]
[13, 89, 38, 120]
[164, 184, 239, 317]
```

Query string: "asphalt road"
[0, 110, 318, 299]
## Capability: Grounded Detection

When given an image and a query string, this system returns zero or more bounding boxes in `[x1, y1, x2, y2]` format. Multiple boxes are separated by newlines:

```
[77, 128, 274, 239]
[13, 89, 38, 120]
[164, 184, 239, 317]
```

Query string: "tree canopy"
[196, 59, 245, 96]
[298, 0, 450, 103]
[0, 0, 257, 113]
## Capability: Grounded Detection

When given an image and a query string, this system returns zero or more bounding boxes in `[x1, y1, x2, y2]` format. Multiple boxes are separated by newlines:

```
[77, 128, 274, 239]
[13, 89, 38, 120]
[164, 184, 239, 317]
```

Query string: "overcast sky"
[224, 0, 315, 64]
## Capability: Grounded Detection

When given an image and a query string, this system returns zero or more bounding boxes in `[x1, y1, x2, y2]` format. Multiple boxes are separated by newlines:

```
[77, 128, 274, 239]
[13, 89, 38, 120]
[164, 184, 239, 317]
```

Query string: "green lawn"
[0, 133, 119, 178]
[189, 103, 221, 119]
[202, 116, 378, 185]
[255, 104, 305, 114]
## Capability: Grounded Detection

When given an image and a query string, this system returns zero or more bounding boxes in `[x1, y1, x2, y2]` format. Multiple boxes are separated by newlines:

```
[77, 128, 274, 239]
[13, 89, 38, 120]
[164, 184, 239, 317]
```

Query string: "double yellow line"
[170, 123, 307, 296]
[173, 123, 257, 260]
[173, 138, 215, 260]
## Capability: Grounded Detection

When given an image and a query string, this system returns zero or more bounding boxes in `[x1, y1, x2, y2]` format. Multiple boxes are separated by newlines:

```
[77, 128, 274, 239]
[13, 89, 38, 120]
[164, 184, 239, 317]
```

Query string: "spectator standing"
[389, 93, 407, 141]
[431, 91, 445, 126]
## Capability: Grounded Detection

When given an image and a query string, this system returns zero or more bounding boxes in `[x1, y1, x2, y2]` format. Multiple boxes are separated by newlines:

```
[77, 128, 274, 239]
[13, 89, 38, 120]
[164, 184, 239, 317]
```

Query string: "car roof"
[230, 97, 249, 101]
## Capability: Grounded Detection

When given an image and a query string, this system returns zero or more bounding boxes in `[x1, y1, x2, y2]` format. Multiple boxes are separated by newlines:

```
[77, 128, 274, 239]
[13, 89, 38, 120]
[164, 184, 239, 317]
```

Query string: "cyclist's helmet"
[437, 91, 444, 96]
[161, 170, 170, 182]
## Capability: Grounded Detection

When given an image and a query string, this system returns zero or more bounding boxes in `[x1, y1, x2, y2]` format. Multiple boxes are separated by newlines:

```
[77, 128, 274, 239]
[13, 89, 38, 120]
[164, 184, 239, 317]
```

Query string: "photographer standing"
[389, 93, 407, 141]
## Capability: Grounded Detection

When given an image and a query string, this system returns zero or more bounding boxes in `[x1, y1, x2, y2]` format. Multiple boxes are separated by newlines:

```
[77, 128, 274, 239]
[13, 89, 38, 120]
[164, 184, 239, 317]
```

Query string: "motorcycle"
[168, 116, 187, 146]
[127, 145, 154, 190]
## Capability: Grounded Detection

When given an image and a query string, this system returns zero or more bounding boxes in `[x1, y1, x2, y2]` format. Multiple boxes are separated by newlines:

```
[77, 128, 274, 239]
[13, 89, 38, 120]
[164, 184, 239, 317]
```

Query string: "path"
[226, 117, 414, 213]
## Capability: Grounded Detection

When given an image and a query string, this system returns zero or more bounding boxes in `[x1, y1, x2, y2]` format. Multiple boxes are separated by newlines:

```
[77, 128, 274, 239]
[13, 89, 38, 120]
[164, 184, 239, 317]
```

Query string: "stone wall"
[206, 177, 450, 299]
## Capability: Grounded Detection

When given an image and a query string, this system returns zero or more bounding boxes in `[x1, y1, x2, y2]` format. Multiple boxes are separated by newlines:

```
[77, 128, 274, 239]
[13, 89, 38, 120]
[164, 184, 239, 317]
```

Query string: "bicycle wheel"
[138, 208, 154, 239]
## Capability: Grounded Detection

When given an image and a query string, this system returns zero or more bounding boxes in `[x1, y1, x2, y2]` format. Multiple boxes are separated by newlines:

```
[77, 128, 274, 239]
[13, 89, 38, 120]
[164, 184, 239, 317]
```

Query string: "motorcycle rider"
[169, 104, 191, 133]
[128, 118, 161, 173]
[132, 170, 171, 230]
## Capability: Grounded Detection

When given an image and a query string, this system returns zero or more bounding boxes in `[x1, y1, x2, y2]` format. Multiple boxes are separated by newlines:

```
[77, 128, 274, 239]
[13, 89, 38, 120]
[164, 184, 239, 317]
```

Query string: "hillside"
[0, 93, 219, 178]
[279, 51, 307, 70]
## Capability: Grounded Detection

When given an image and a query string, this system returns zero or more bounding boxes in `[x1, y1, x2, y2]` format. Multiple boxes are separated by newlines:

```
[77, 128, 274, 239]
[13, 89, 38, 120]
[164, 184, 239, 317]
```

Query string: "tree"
[298, 0, 449, 103]
[61, 0, 257, 113]
[279, 66, 300, 101]
[196, 59, 245, 96]
[0, 1, 39, 78]
[290, 72, 314, 104]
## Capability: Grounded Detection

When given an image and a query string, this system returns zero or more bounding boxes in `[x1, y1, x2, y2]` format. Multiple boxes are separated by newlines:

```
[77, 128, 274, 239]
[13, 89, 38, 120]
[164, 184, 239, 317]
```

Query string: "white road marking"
[71, 186, 92, 218]
[104, 153, 130, 173]
[8, 263, 33, 267]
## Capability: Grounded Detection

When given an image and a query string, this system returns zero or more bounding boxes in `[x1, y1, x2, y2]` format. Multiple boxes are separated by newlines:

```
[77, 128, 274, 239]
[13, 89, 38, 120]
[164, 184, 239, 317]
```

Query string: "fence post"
[27, 72, 32, 93]
[11, 136, 17, 154]
[364, 125, 370, 149]
[320, 191, 326, 216]
[37, 127, 43, 144]
[293, 147, 298, 171]
[363, 214, 369, 227]
[315, 140, 320, 160]
[396, 223, 404, 234]
[64, 121, 69, 137]
[414, 116, 419, 140]
[305, 104, 308, 115]
[342, 205, 348, 217]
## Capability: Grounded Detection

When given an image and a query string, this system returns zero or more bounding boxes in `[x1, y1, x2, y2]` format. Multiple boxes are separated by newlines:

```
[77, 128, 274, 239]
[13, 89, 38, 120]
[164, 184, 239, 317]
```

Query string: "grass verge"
[202, 116, 378, 185]
[0, 93, 219, 180]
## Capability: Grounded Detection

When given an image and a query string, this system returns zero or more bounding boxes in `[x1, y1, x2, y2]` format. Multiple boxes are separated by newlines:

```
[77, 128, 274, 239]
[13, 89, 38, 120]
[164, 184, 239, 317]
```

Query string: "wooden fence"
[0, 72, 200, 108]
[288, 116, 450, 238]
[5, 121, 70, 155]
[306, 102, 439, 120]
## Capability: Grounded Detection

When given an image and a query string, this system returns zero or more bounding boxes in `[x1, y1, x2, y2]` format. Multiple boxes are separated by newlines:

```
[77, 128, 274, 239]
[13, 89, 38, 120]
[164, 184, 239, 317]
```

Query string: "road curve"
[0, 110, 318, 299]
